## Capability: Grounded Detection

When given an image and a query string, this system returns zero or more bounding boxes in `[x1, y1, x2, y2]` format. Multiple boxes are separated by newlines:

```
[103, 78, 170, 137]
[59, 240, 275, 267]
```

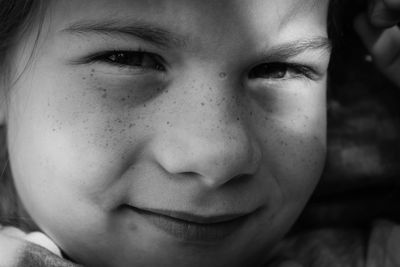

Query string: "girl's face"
[5, 0, 330, 266]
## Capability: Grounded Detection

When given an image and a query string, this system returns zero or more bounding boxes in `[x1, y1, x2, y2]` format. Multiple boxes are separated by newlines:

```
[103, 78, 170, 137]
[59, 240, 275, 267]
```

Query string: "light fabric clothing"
[24, 231, 62, 258]
[0, 224, 62, 258]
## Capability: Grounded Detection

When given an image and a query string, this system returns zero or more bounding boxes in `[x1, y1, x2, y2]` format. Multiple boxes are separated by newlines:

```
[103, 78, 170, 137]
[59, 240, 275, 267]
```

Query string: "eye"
[248, 62, 313, 80]
[92, 50, 166, 71]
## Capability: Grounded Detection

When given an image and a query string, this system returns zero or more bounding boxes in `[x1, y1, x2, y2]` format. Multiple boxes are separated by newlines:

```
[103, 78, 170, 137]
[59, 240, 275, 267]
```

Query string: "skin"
[1, 0, 332, 266]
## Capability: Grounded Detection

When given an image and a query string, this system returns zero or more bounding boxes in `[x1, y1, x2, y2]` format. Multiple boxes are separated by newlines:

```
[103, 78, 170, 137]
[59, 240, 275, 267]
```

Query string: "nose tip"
[154, 129, 261, 188]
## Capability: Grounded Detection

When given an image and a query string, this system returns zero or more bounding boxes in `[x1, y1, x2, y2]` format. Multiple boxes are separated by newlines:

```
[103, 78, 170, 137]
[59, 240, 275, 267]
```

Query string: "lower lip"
[129, 207, 251, 243]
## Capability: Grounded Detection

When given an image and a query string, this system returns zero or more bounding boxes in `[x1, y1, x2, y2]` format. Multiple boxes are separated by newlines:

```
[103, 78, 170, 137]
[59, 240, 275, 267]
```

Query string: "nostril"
[180, 172, 199, 178]
[176, 172, 252, 188]
[232, 174, 251, 180]
[229, 174, 253, 185]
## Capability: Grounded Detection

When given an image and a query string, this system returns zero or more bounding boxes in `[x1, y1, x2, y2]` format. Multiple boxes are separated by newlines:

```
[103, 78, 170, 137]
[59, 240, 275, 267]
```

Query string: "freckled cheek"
[48, 102, 124, 152]
[258, 113, 326, 202]
[44, 78, 164, 157]
[80, 71, 166, 105]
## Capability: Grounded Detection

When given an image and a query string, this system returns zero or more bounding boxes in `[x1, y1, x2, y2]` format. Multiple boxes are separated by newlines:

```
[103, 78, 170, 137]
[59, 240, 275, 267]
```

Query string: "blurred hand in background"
[355, 0, 400, 86]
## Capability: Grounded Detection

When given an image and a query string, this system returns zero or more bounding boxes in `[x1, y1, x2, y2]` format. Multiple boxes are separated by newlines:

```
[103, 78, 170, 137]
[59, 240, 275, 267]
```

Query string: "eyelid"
[248, 61, 323, 82]
[76, 49, 164, 64]
[246, 46, 330, 78]
[285, 63, 320, 80]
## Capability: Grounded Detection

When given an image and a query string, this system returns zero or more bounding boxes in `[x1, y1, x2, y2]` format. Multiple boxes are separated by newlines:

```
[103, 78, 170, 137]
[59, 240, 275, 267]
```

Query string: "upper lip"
[128, 206, 251, 224]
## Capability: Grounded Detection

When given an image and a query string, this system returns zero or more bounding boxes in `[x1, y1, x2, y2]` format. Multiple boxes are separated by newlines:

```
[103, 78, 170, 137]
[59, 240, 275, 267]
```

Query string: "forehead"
[46, 0, 329, 45]
[50, 0, 327, 20]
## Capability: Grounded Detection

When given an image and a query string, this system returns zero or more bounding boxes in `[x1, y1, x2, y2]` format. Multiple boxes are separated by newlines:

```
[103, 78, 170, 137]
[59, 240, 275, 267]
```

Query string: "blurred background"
[295, 0, 400, 231]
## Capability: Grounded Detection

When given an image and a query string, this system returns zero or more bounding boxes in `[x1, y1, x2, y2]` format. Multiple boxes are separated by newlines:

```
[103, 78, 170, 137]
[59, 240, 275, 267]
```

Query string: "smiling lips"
[126, 205, 253, 243]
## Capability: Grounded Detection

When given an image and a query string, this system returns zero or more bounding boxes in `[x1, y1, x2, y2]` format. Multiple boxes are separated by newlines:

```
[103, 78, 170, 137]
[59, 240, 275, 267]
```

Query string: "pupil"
[106, 52, 164, 71]
[249, 63, 287, 79]
[270, 66, 287, 78]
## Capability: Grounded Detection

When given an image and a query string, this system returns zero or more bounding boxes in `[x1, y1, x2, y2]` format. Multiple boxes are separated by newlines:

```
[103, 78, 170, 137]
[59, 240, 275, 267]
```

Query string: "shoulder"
[268, 220, 400, 267]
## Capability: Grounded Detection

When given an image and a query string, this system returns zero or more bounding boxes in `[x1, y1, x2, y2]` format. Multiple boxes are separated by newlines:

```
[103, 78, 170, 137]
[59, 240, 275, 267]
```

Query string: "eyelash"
[82, 50, 317, 81]
[84, 49, 166, 72]
[248, 62, 317, 81]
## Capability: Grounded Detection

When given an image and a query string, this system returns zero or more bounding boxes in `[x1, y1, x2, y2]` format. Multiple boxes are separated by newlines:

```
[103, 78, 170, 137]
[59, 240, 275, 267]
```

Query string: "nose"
[152, 75, 261, 188]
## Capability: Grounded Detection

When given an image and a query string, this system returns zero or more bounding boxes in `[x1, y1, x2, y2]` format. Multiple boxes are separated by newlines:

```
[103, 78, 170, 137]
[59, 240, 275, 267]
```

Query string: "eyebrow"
[61, 19, 187, 49]
[264, 37, 332, 61]
[61, 19, 331, 59]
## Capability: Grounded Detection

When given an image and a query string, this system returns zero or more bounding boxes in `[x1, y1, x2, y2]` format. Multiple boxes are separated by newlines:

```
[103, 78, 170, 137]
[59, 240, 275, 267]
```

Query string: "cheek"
[38, 70, 163, 156]
[250, 111, 326, 251]
[254, 83, 327, 214]
[7, 70, 162, 218]
[271, 126, 326, 198]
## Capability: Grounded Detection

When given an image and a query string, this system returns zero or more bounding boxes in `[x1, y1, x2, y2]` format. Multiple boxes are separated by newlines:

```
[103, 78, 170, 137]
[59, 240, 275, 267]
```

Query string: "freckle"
[102, 93, 107, 98]
[166, 121, 170, 125]
[201, 102, 205, 106]
[129, 123, 135, 128]
[91, 69, 95, 73]
[143, 104, 147, 107]
[82, 77, 86, 80]
[219, 72, 227, 78]
[121, 98, 126, 101]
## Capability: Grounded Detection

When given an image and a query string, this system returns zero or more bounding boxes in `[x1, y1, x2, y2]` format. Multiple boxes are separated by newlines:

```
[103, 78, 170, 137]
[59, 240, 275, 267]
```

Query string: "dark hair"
[0, 0, 44, 82]
[0, 0, 46, 231]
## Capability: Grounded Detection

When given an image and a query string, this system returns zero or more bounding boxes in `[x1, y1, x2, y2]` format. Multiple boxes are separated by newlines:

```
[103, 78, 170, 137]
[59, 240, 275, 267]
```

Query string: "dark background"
[295, 0, 400, 230]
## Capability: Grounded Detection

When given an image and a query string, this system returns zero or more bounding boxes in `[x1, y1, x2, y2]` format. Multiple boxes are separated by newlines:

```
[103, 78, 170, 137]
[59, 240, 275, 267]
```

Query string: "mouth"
[124, 205, 255, 243]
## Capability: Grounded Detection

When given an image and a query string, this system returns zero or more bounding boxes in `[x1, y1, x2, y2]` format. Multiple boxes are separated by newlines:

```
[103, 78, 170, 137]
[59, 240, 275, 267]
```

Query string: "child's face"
[5, 0, 330, 266]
